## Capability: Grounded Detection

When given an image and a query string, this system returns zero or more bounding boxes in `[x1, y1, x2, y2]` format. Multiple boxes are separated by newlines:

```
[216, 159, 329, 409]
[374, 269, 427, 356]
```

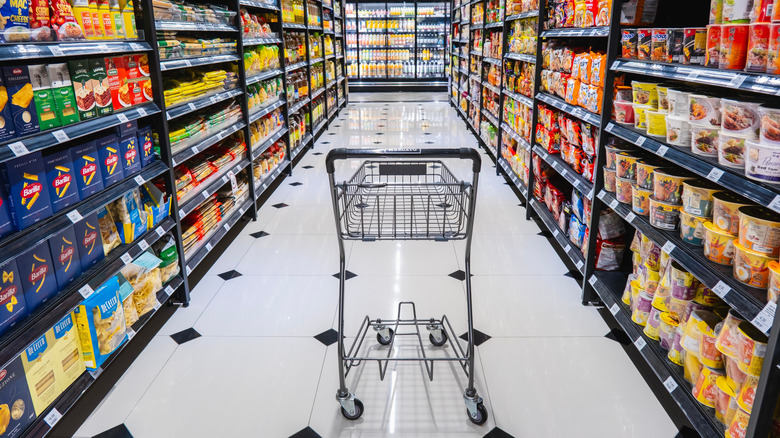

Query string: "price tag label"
[687, 70, 700, 81]
[239, 207, 245, 215]
[153, 299, 162, 311]
[752, 301, 777, 333]
[605, 123, 614, 133]
[78, 284, 94, 299]
[130, 42, 145, 51]
[663, 376, 678, 393]
[729, 75, 747, 88]
[635, 136, 646, 147]
[97, 43, 109, 52]
[611, 60, 620, 70]
[137, 107, 147, 117]
[610, 303, 620, 315]
[550, 160, 558, 169]
[183, 60, 192, 67]
[770, 195, 780, 214]
[626, 212, 636, 223]
[713, 281, 731, 298]
[634, 337, 647, 350]
[229, 171, 238, 193]
[597, 190, 606, 201]
[553, 229, 560, 237]
[588, 275, 597, 286]
[202, 190, 210, 200]
[66, 210, 83, 223]
[134, 175, 145, 185]
[117, 113, 129, 123]
[706, 167, 724, 182]
[52, 130, 69, 143]
[178, 209, 186, 219]
[165, 285, 174, 296]
[662, 241, 676, 254]
[210, 96, 219, 104]
[224, 223, 230, 232]
[192, 146, 199, 154]
[156, 226, 165, 237]
[188, 103, 196, 111]
[561, 168, 568, 178]
[609, 199, 619, 209]
[139, 240, 150, 251]
[7, 141, 28, 157]
[564, 244, 571, 252]
[121, 252, 133, 265]
[205, 242, 213, 251]
[657, 145, 669, 157]
[49, 46, 65, 56]
[216, 132, 224, 141]
[44, 409, 63, 427]
[186, 265, 192, 276]
[221, 176, 228, 184]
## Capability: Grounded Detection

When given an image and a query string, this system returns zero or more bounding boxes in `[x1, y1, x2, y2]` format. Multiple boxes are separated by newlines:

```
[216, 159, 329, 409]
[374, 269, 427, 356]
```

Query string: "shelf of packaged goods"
[501, 122, 531, 151]
[21, 274, 183, 438]
[310, 56, 325, 65]
[506, 10, 539, 20]
[291, 135, 312, 161]
[336, 54, 344, 60]
[178, 159, 251, 221]
[160, 54, 240, 71]
[286, 60, 308, 72]
[185, 199, 252, 274]
[255, 160, 290, 197]
[239, 0, 280, 10]
[471, 23, 483, 30]
[171, 121, 246, 166]
[589, 271, 727, 437]
[283, 23, 307, 29]
[325, 53, 335, 60]
[308, 25, 324, 31]
[470, 49, 482, 56]
[605, 122, 780, 214]
[167, 88, 243, 120]
[248, 98, 286, 124]
[483, 56, 501, 65]
[313, 119, 327, 137]
[482, 110, 499, 127]
[537, 92, 601, 126]
[154, 21, 238, 32]
[484, 21, 503, 29]
[0, 41, 151, 61]
[311, 87, 325, 99]
[0, 213, 177, 371]
[289, 98, 310, 115]
[246, 68, 284, 85]
[243, 36, 283, 46]
[483, 81, 500, 95]
[611, 59, 780, 97]
[533, 144, 594, 199]
[326, 79, 337, 89]
[503, 89, 533, 108]
[498, 156, 528, 199]
[324, 29, 335, 35]
[0, 104, 158, 164]
[505, 52, 535, 63]
[529, 197, 586, 273]
[335, 33, 343, 37]
[597, 189, 771, 335]
[541, 27, 609, 38]
[337, 75, 345, 83]
[251, 126, 288, 160]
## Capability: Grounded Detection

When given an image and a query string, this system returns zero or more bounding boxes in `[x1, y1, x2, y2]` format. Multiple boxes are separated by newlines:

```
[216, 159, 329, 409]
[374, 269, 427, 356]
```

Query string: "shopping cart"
[325, 147, 487, 425]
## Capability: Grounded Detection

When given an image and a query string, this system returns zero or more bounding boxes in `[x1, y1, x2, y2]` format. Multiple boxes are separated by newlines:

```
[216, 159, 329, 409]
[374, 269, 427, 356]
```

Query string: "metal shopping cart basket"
[325, 147, 487, 425]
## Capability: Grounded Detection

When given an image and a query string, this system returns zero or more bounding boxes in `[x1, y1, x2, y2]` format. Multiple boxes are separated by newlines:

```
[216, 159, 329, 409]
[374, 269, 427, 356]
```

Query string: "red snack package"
[29, 0, 54, 41]
[50, 0, 85, 40]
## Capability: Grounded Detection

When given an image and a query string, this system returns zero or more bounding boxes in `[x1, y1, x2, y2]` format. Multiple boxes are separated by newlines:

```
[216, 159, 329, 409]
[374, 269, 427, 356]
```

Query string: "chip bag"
[50, 0, 85, 40]
[108, 189, 148, 244]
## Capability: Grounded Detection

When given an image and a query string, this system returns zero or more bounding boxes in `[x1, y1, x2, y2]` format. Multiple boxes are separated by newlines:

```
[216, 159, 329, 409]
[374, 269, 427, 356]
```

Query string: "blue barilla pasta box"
[0, 182, 14, 239]
[0, 152, 53, 231]
[2, 65, 40, 137]
[17, 241, 58, 313]
[71, 140, 104, 198]
[0, 258, 28, 338]
[96, 134, 124, 187]
[137, 125, 154, 168]
[44, 149, 81, 214]
[0, 357, 38, 437]
[48, 225, 82, 291]
[73, 211, 104, 269]
[116, 120, 140, 174]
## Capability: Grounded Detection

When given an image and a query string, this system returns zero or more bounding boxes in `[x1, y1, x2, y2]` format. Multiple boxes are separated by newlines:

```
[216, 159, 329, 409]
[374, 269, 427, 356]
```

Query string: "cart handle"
[325, 148, 482, 174]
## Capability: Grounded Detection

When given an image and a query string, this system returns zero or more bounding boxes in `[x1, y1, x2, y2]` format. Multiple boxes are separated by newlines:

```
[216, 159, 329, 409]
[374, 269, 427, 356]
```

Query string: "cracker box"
[21, 331, 60, 416]
[43, 149, 80, 213]
[68, 59, 96, 120]
[71, 141, 104, 198]
[88, 58, 112, 117]
[46, 63, 80, 126]
[17, 241, 58, 313]
[28, 64, 61, 131]
[48, 225, 82, 291]
[2, 66, 40, 136]
[0, 183, 14, 239]
[137, 125, 154, 168]
[73, 211, 104, 269]
[0, 152, 53, 231]
[0, 357, 37, 438]
[73, 275, 126, 370]
[50, 312, 85, 392]
[0, 259, 28, 338]
[0, 75, 18, 142]
[96, 134, 124, 186]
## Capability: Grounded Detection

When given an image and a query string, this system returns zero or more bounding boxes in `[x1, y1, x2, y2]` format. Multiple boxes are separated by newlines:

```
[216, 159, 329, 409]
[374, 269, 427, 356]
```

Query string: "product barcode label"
[117, 113, 129, 123]
[663, 376, 678, 393]
[138, 240, 150, 251]
[186, 265, 192, 275]
[183, 60, 192, 67]
[7, 141, 28, 157]
[605, 123, 614, 133]
[610, 303, 620, 315]
[224, 223, 230, 232]
[728, 75, 747, 88]
[66, 210, 83, 223]
[153, 299, 162, 310]
[712, 281, 731, 299]
[657, 145, 669, 157]
[609, 199, 619, 209]
[188, 103, 196, 111]
[635, 137, 646, 147]
[687, 70, 700, 81]
[44, 409, 62, 427]
[78, 284, 94, 299]
[706, 167, 724, 182]
[610, 60, 620, 70]
[662, 241, 676, 254]
[178, 209, 185, 219]
[769, 195, 780, 214]
[130, 42, 145, 51]
[165, 285, 174, 296]
[205, 242, 213, 251]
[134, 175, 145, 185]
[752, 301, 777, 333]
[553, 229, 560, 237]
[202, 190, 210, 199]
[634, 337, 647, 350]
[52, 130, 69, 143]
[561, 168, 568, 178]
[120, 253, 133, 265]
[127, 328, 137, 340]
[564, 244, 571, 252]
[137, 107, 147, 117]
[239, 207, 245, 215]
[49, 46, 65, 56]
[155, 226, 165, 237]
[222, 176, 228, 184]
[588, 275, 597, 286]
[597, 190, 606, 201]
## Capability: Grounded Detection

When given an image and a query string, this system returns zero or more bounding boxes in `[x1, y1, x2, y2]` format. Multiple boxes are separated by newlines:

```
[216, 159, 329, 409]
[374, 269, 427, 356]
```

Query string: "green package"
[88, 58, 113, 117]
[46, 63, 81, 126]
[29, 65, 61, 130]
[67, 59, 96, 120]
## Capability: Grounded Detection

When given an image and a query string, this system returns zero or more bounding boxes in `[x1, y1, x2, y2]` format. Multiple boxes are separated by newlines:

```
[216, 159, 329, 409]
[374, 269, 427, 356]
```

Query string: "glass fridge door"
[345, 2, 358, 78]
[386, 2, 416, 78]
[415, 2, 448, 79]
[356, 3, 388, 78]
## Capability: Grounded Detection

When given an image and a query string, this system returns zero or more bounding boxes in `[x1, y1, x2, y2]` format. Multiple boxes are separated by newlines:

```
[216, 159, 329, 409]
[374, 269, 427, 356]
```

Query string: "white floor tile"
[157, 275, 224, 336]
[347, 241, 460, 277]
[236, 234, 350, 276]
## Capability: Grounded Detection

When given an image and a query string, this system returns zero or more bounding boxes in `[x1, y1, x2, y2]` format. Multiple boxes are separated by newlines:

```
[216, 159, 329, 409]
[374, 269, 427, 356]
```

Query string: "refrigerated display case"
[346, 1, 449, 89]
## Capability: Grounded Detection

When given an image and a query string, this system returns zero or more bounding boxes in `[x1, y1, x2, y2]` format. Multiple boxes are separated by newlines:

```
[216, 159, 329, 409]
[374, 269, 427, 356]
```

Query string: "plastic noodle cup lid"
[717, 374, 737, 398]
[660, 311, 681, 327]
[704, 219, 737, 238]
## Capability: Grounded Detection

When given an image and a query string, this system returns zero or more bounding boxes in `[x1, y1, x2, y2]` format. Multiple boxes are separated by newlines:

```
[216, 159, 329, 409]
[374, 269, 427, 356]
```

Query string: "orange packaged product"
[579, 52, 592, 84]
[720, 24, 749, 70]
[91, 0, 104, 39]
[706, 24, 722, 68]
[596, 0, 611, 26]
[590, 52, 606, 86]
[588, 86, 603, 114]
[570, 53, 582, 80]
[620, 0, 660, 26]
[562, 48, 574, 73]
[566, 78, 579, 104]
[769, 24, 780, 75]
[774, 0, 780, 22]
[51, 0, 86, 40]
[577, 83, 589, 109]
[746, 23, 770, 73]
[750, 0, 772, 22]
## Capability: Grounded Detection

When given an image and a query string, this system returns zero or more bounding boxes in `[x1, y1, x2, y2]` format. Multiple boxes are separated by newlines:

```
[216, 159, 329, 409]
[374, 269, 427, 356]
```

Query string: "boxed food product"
[21, 331, 60, 416]
[0, 259, 28, 337]
[17, 241, 58, 313]
[46, 63, 80, 126]
[47, 225, 82, 290]
[50, 312, 86, 392]
[2, 66, 40, 136]
[88, 58, 113, 117]
[117, 126, 141, 175]
[154, 234, 180, 284]
[105, 57, 129, 111]
[0, 152, 53, 230]
[0, 183, 14, 239]
[68, 59, 96, 120]
[43, 149, 80, 213]
[96, 134, 124, 186]
[73, 211, 104, 269]
[0, 0, 31, 44]
[0, 357, 37, 437]
[137, 125, 154, 168]
[0, 75, 18, 142]
[28, 65, 60, 130]
[73, 275, 126, 370]
[140, 182, 169, 227]
[71, 141, 104, 198]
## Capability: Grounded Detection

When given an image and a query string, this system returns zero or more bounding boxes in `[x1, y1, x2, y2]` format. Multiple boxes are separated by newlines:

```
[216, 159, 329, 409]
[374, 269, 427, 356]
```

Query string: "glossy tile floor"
[75, 93, 678, 438]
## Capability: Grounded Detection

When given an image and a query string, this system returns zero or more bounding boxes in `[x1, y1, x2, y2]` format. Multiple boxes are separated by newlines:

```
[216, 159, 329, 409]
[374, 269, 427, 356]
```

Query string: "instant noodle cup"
[767, 260, 780, 303]
[603, 167, 617, 192]
[681, 210, 708, 246]
[682, 310, 713, 355]
[630, 280, 644, 312]
[657, 86, 670, 112]
[726, 395, 740, 427]
[768, 23, 780, 75]
[725, 355, 749, 390]
[738, 206, 780, 256]
[707, 24, 723, 67]
[695, 282, 722, 306]
[651, 29, 668, 61]
[666, 115, 693, 146]
[643, 262, 661, 294]
[632, 184, 652, 216]
[682, 180, 719, 217]
[693, 366, 725, 408]
[633, 104, 651, 131]
[650, 196, 682, 230]
[638, 28, 653, 60]
[704, 220, 738, 265]
[622, 29, 638, 58]
[733, 241, 775, 288]
[720, 23, 750, 70]
[605, 142, 634, 169]
[717, 377, 737, 424]
[713, 191, 753, 234]
[631, 81, 658, 107]
[746, 23, 770, 73]
[723, 0, 752, 23]
[636, 160, 661, 190]
[737, 322, 768, 376]
[727, 406, 751, 438]
[615, 151, 641, 180]
[719, 132, 750, 169]
[711, 0, 724, 23]
[737, 374, 759, 413]
[685, 347, 704, 383]
[631, 291, 653, 326]
[644, 300, 665, 340]
[668, 29, 686, 63]
[717, 310, 746, 359]
[671, 261, 697, 300]
[654, 167, 692, 204]
[616, 177, 633, 204]
[669, 328, 685, 365]
[745, 139, 780, 183]
[668, 297, 690, 318]
[689, 94, 722, 126]
[683, 300, 716, 323]
[683, 28, 708, 65]
[691, 124, 720, 157]
[659, 312, 680, 350]
[615, 85, 633, 102]
[699, 317, 725, 368]
[614, 100, 635, 125]
[667, 88, 692, 117]
[646, 110, 668, 138]
[722, 99, 761, 138]
[622, 273, 639, 305]
[758, 106, 780, 146]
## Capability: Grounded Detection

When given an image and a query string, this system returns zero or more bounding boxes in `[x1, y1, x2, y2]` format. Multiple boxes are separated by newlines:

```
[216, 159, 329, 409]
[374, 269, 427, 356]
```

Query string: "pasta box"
[0, 259, 28, 338]
[73, 275, 126, 370]
[73, 211, 104, 269]
[119, 132, 140, 175]
[0, 152, 53, 231]
[88, 58, 112, 117]
[50, 312, 85, 392]
[21, 331, 60, 416]
[105, 56, 130, 111]
[0, 74, 18, 142]
[0, 183, 14, 239]
[137, 125, 154, 168]
[71, 140, 104, 198]
[115, 119, 136, 138]
[68, 59, 96, 120]
[28, 64, 61, 131]
[46, 63, 81, 126]
[43, 149, 80, 213]
[47, 225, 82, 291]
[2, 66, 40, 136]
[0, 357, 37, 438]
[17, 241, 58, 313]
[96, 134, 124, 186]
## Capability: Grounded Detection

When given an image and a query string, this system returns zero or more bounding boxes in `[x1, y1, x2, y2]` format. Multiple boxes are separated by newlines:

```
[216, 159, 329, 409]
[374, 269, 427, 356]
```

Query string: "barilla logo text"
[81, 162, 97, 177]
[105, 154, 118, 167]
[0, 369, 13, 391]
[0, 370, 7, 383]
[21, 183, 42, 199]
[26, 335, 47, 360]
[83, 230, 97, 247]
[143, 140, 152, 154]
[30, 264, 48, 283]
[59, 246, 74, 263]
[11, 67, 23, 76]
[53, 174, 72, 189]
[0, 285, 17, 306]
[99, 295, 118, 315]
[125, 149, 137, 161]
[54, 314, 73, 338]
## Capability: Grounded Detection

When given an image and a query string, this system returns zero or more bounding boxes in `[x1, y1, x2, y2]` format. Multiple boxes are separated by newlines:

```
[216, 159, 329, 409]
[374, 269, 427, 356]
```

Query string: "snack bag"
[50, 0, 85, 40]
[590, 52, 606, 86]
[596, 0, 611, 26]
[74, 275, 126, 369]
[96, 205, 120, 254]
[120, 251, 162, 317]
[29, 0, 53, 41]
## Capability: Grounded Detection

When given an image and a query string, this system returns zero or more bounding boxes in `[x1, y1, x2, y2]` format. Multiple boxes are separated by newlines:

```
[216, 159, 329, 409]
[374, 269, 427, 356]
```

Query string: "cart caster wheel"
[341, 398, 364, 420]
[467, 403, 488, 425]
[429, 332, 447, 347]
[377, 328, 394, 345]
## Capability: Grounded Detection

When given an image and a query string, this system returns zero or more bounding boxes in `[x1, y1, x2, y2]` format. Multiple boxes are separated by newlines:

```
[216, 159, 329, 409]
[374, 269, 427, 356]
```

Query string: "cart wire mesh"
[334, 160, 474, 240]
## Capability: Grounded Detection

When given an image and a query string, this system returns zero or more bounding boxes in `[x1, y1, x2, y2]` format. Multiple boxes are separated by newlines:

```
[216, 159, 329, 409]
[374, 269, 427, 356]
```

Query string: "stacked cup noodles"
[706, 0, 780, 73]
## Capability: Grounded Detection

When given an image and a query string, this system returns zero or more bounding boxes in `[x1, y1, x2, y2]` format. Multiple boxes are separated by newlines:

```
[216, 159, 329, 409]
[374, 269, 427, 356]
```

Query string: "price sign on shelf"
[153, 299, 162, 311]
[165, 285, 174, 296]
[634, 337, 647, 351]
[66, 210, 83, 224]
[656, 145, 669, 157]
[156, 226, 165, 237]
[729, 75, 747, 88]
[52, 129, 69, 143]
[117, 113, 129, 123]
[134, 175, 145, 185]
[137, 107, 147, 117]
[44, 409, 63, 427]
[626, 212, 636, 223]
[188, 103, 196, 111]
[610, 303, 620, 315]
[564, 244, 571, 253]
[139, 240, 150, 251]
[205, 242, 213, 252]
[588, 275, 597, 286]
[553, 229, 560, 238]
[130, 42, 145, 51]
[706, 167, 724, 182]
[186, 265, 192, 276]
[49, 46, 65, 56]
[78, 284, 94, 299]
[605, 123, 614, 133]
[662, 241, 676, 254]
[120, 252, 133, 265]
[752, 301, 777, 333]
[609, 199, 619, 209]
[712, 281, 731, 299]
[7, 141, 28, 157]
[224, 223, 230, 232]
[635, 136, 646, 147]
[663, 376, 678, 393]
[769, 195, 780, 214]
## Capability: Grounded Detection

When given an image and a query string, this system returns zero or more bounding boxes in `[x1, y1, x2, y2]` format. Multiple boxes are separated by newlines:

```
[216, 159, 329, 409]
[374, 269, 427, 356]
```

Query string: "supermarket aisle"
[75, 93, 677, 438]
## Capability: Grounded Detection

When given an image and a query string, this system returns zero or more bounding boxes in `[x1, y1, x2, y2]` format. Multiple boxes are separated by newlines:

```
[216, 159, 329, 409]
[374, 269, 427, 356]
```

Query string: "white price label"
[634, 337, 647, 350]
[229, 171, 238, 193]
[239, 207, 245, 215]
[165, 285, 174, 296]
[216, 132, 224, 141]
[153, 299, 162, 310]
[178, 209, 185, 219]
[609, 199, 619, 209]
[202, 191, 210, 200]
[605, 123, 614, 133]
[561, 168, 568, 178]
[120, 252, 133, 265]
[626, 212, 636, 223]
[210, 96, 218, 104]
[186, 265, 192, 275]
[597, 190, 606, 201]
[130, 42, 144, 51]
[97, 43, 109, 52]
[635, 136, 646, 147]
[588, 275, 597, 286]
[192, 146, 199, 154]
[137, 107, 147, 117]
[138, 240, 150, 251]
[155, 226, 165, 237]
[770, 195, 780, 214]
[188, 103, 196, 111]
[553, 229, 560, 237]
[52, 129, 69, 143]
[663, 376, 678, 393]
[127, 328, 137, 340]
[712, 281, 731, 298]
[49, 46, 65, 56]
[224, 223, 230, 232]
[66, 210, 83, 223]
[662, 241, 676, 254]
[564, 244, 571, 252]
[221, 176, 228, 184]
[729, 75, 747, 88]
[706, 167, 724, 182]
[610, 303, 620, 315]
[205, 242, 213, 251]
[183, 60, 192, 67]
[7, 141, 28, 157]
[611, 60, 620, 70]
[687, 70, 700, 81]
[117, 113, 129, 123]
[78, 284, 94, 299]
[752, 301, 777, 333]
[44, 409, 63, 427]
[134, 175, 145, 185]
[657, 145, 669, 157]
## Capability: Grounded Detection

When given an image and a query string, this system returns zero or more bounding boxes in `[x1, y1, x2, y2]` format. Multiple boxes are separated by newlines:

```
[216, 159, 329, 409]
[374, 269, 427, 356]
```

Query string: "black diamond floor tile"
[290, 427, 323, 438]
[272, 203, 289, 208]
[314, 329, 339, 346]
[218, 270, 243, 280]
[604, 328, 631, 345]
[425, 141, 434, 144]
[250, 231, 270, 238]
[328, 132, 337, 135]
[290, 182, 303, 186]
[376, 132, 384, 135]
[373, 141, 382, 144]
[484, 427, 514, 438]
[171, 328, 201, 345]
[459, 329, 491, 346]
[424, 132, 432, 135]
[322, 141, 330, 144]
[448, 270, 472, 281]
[93, 424, 134, 438]
[333, 270, 357, 280]
[313, 152, 324, 155]
[303, 165, 314, 169]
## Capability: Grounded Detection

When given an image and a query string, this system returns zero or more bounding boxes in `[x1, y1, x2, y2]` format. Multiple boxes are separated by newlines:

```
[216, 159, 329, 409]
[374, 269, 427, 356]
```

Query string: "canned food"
[643, 300, 665, 340]
[719, 132, 750, 169]
[622, 273, 639, 305]
[691, 124, 720, 157]
[670, 261, 697, 300]
[650, 196, 682, 230]
[695, 282, 723, 306]
[657, 86, 670, 112]
[733, 241, 775, 288]
[622, 28, 638, 58]
[693, 366, 726, 408]
[682, 180, 720, 217]
[716, 377, 737, 425]
[725, 348, 749, 387]
[659, 312, 680, 350]
[737, 374, 759, 413]
[651, 29, 668, 61]
[746, 139, 780, 184]
[681, 210, 708, 246]
[704, 220, 738, 265]
[636, 160, 661, 190]
[684, 300, 716, 323]
[727, 406, 751, 438]
[616, 176, 634, 204]
[682, 310, 720, 357]
[737, 322, 768, 376]
[689, 94, 722, 126]
[685, 341, 703, 383]
[707, 24, 723, 67]
[745, 23, 770, 73]
[699, 317, 724, 368]
[666, 115, 693, 146]
[605, 141, 634, 169]
[631, 185, 651, 216]
[713, 191, 753, 234]
[738, 206, 780, 256]
[669, 327, 685, 366]
[638, 28, 652, 60]
[722, 99, 760, 138]
[654, 167, 692, 204]
[631, 291, 653, 326]
[603, 167, 617, 192]
[720, 23, 750, 70]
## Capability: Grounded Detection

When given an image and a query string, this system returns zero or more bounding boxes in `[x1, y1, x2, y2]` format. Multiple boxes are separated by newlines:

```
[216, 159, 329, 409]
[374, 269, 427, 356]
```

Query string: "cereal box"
[71, 140, 104, 198]
[0, 357, 37, 438]
[2, 66, 40, 136]
[43, 149, 80, 213]
[16, 241, 58, 313]
[50, 312, 85, 392]
[0, 75, 18, 142]
[47, 225, 82, 291]
[0, 259, 28, 337]
[28, 65, 60, 131]
[72, 211, 104, 269]
[96, 134, 124, 186]
[88, 58, 112, 117]
[73, 275, 126, 370]
[137, 124, 154, 168]
[68, 59, 96, 120]
[0, 183, 14, 239]
[46, 63, 80, 126]
[0, 152, 53, 231]
[21, 331, 60, 416]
